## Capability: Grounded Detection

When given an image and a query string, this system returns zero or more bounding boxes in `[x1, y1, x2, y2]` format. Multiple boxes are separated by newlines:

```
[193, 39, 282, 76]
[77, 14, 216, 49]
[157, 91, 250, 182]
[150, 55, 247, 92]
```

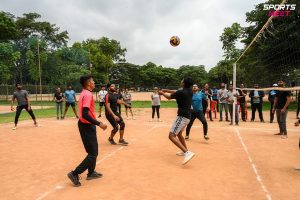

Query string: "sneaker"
[158, 119, 162, 122]
[86, 171, 103, 180]
[126, 117, 129, 120]
[119, 139, 129, 146]
[270, 121, 273, 123]
[229, 123, 233, 125]
[250, 120, 254, 122]
[281, 134, 288, 139]
[61, 116, 65, 120]
[176, 152, 185, 156]
[226, 119, 230, 122]
[295, 167, 300, 170]
[185, 136, 189, 140]
[149, 119, 154, 122]
[12, 126, 17, 130]
[210, 119, 213, 121]
[34, 123, 40, 127]
[261, 120, 265, 123]
[219, 119, 223, 122]
[182, 151, 195, 165]
[132, 117, 136, 120]
[67, 171, 81, 187]
[57, 117, 59, 120]
[204, 135, 210, 140]
[108, 137, 117, 145]
[274, 133, 283, 135]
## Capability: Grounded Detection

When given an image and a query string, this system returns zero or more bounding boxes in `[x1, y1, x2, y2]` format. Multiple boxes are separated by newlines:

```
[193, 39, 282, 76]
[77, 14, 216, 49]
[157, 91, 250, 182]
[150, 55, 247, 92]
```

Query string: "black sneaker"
[57, 117, 59, 120]
[119, 139, 129, 146]
[67, 171, 81, 187]
[108, 137, 117, 145]
[86, 171, 103, 180]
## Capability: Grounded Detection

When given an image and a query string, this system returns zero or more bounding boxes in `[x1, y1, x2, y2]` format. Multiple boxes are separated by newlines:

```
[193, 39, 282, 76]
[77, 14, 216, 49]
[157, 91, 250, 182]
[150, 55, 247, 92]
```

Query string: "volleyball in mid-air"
[170, 36, 180, 47]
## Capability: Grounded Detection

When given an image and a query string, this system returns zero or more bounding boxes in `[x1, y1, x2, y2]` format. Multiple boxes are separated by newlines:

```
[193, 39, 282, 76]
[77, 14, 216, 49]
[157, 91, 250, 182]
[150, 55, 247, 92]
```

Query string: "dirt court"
[0, 108, 300, 200]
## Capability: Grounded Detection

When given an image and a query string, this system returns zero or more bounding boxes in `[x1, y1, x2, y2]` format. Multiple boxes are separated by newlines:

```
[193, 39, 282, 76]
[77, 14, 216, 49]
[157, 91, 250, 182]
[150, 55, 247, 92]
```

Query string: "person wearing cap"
[151, 87, 161, 122]
[268, 84, 278, 123]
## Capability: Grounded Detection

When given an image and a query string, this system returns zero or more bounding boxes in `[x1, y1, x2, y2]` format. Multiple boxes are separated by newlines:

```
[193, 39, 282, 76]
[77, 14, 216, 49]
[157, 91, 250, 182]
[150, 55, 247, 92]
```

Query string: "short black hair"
[183, 77, 193, 88]
[15, 82, 21, 87]
[278, 78, 286, 82]
[106, 83, 112, 89]
[79, 75, 93, 87]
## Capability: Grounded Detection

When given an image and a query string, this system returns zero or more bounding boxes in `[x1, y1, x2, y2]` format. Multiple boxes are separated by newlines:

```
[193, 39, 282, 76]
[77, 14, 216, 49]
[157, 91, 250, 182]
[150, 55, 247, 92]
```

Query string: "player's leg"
[25, 106, 38, 125]
[13, 105, 23, 129]
[197, 111, 209, 139]
[117, 114, 128, 145]
[71, 103, 79, 118]
[185, 112, 196, 139]
[63, 103, 69, 119]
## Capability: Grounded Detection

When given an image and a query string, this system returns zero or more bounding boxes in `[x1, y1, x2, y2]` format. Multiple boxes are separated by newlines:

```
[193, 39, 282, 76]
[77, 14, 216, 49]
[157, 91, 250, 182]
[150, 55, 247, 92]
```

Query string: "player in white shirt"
[98, 86, 108, 117]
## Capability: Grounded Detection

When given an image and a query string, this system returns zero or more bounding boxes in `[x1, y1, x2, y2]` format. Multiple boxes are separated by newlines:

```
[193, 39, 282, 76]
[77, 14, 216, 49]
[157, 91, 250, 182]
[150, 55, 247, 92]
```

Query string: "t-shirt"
[212, 89, 218, 100]
[275, 90, 291, 109]
[191, 92, 207, 112]
[123, 92, 131, 103]
[151, 93, 160, 106]
[227, 90, 240, 105]
[65, 90, 76, 103]
[268, 90, 277, 103]
[13, 90, 29, 106]
[170, 88, 192, 119]
[54, 92, 64, 103]
[98, 90, 108, 102]
[105, 92, 119, 114]
[237, 89, 247, 104]
[217, 89, 228, 103]
[79, 89, 96, 124]
[253, 90, 260, 104]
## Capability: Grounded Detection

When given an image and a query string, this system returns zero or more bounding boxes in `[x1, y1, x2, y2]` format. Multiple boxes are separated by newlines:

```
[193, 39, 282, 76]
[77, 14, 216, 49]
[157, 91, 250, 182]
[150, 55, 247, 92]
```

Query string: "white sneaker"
[35, 123, 41, 127]
[149, 119, 154, 122]
[281, 135, 288, 139]
[12, 127, 17, 130]
[176, 152, 185, 156]
[132, 117, 136, 120]
[126, 117, 129, 120]
[182, 151, 195, 165]
[158, 119, 162, 122]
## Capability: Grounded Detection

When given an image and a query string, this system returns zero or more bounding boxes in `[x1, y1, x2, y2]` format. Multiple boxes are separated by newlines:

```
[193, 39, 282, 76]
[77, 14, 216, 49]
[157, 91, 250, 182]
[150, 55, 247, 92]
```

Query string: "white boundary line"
[234, 127, 272, 200]
[35, 124, 158, 200]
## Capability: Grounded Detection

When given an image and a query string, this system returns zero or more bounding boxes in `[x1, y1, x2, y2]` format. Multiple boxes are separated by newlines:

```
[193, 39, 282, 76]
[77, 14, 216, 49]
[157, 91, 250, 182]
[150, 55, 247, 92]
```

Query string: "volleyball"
[170, 36, 180, 47]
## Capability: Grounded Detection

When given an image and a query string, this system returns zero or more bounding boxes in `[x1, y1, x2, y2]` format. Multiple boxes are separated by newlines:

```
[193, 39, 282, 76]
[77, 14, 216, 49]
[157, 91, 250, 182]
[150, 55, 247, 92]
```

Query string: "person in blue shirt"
[185, 84, 210, 140]
[63, 85, 79, 119]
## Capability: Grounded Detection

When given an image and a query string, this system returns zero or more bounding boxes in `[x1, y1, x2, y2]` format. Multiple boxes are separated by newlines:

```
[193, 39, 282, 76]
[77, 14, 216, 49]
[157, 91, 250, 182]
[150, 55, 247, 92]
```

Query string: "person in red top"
[67, 75, 107, 187]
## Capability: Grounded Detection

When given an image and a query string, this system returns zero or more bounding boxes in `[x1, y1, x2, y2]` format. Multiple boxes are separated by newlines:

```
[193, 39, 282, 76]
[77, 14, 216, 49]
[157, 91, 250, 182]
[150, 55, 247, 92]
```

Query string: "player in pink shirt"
[67, 75, 107, 187]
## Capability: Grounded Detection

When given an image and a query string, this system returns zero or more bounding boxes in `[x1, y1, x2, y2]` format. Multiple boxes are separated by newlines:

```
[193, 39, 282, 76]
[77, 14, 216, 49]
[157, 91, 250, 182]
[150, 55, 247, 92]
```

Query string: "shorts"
[106, 112, 124, 128]
[170, 116, 190, 135]
[66, 102, 75, 107]
[99, 102, 105, 107]
[125, 103, 131, 109]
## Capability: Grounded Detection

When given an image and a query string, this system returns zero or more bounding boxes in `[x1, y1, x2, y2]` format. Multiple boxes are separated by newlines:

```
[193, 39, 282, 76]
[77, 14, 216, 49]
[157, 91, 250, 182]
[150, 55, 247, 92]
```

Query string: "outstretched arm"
[158, 91, 172, 100]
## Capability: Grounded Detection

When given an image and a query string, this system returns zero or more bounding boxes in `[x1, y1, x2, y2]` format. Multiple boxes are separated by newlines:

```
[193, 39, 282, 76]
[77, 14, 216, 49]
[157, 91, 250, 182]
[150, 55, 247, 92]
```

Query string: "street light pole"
[37, 39, 42, 108]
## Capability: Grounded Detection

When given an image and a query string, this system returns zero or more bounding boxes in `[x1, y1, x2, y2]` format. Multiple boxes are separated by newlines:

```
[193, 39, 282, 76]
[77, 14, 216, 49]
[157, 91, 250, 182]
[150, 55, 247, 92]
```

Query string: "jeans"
[240, 102, 246, 121]
[73, 121, 98, 175]
[186, 110, 208, 136]
[56, 102, 63, 117]
[219, 103, 228, 120]
[276, 109, 288, 135]
[228, 104, 240, 124]
[251, 103, 264, 121]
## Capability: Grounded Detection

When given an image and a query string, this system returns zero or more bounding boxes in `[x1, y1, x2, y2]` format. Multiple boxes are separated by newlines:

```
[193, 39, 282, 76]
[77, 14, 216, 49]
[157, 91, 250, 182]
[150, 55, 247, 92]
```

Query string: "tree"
[0, 12, 17, 41]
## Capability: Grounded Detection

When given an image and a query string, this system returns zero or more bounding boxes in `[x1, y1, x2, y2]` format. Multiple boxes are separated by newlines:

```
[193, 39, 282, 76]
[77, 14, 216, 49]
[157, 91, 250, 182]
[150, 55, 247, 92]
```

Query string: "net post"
[233, 63, 237, 125]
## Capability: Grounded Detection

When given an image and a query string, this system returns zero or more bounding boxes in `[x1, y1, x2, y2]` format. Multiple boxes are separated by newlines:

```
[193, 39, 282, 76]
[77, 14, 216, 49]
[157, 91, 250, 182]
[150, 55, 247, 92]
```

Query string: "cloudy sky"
[1, 0, 264, 70]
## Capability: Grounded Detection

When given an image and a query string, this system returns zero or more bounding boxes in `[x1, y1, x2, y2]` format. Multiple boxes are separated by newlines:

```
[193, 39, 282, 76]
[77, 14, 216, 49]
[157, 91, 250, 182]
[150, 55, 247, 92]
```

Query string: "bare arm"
[11, 97, 15, 111]
[282, 96, 291, 111]
[117, 99, 131, 107]
[158, 91, 172, 100]
[162, 89, 176, 94]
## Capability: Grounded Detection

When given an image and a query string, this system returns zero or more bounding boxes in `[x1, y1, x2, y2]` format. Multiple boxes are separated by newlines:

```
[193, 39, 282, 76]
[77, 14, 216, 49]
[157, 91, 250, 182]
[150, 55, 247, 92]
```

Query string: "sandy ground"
[0, 109, 299, 200]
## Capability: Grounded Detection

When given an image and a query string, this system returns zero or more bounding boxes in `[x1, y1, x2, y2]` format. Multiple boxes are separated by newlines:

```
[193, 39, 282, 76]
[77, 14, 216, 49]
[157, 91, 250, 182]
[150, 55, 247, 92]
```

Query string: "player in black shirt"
[272, 79, 291, 138]
[53, 87, 64, 120]
[105, 83, 131, 146]
[159, 78, 195, 165]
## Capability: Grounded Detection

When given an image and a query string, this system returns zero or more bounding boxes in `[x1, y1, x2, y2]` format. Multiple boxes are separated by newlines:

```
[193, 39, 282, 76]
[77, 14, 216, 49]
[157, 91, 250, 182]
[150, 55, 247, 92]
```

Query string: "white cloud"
[0, 0, 264, 70]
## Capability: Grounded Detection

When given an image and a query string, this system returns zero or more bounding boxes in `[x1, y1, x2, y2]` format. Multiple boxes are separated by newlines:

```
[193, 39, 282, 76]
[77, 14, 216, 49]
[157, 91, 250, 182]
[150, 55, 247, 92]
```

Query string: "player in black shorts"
[105, 83, 131, 146]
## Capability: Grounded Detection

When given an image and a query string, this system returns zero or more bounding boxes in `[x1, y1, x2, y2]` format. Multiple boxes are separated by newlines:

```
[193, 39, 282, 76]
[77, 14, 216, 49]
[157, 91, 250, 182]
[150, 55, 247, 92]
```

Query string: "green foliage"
[0, 12, 17, 41]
